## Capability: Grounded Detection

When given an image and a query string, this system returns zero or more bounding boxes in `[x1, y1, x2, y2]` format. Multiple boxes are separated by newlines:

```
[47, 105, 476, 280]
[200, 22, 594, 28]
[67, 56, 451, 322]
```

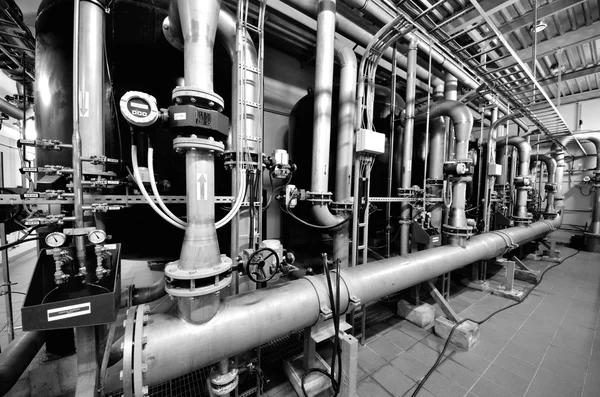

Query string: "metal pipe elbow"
[530, 154, 557, 184]
[498, 136, 531, 177]
[561, 132, 600, 172]
[414, 100, 473, 156]
[0, 331, 46, 396]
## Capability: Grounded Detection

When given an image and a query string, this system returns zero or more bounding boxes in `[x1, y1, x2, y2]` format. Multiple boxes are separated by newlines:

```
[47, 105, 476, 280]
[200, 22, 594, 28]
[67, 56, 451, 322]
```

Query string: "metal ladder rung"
[241, 21, 261, 33]
[238, 63, 261, 74]
[359, 223, 366, 227]
[358, 245, 366, 250]
[238, 99, 261, 108]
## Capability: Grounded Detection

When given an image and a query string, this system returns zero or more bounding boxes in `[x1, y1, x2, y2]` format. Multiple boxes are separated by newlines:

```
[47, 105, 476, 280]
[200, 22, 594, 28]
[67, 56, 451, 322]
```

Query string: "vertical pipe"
[333, 42, 357, 266]
[72, 0, 86, 268]
[399, 40, 418, 255]
[427, 117, 445, 232]
[444, 74, 457, 160]
[385, 44, 397, 258]
[0, 153, 13, 344]
[78, 0, 105, 174]
[311, 0, 336, 194]
[552, 145, 565, 209]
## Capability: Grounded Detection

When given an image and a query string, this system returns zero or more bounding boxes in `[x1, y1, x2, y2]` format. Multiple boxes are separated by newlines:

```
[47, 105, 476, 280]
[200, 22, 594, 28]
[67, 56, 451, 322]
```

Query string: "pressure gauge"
[45, 232, 67, 248]
[88, 229, 107, 245]
[119, 91, 159, 127]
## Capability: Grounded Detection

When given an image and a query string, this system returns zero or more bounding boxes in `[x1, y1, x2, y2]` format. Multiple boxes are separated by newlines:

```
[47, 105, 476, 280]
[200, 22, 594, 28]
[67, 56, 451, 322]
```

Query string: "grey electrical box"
[488, 163, 502, 176]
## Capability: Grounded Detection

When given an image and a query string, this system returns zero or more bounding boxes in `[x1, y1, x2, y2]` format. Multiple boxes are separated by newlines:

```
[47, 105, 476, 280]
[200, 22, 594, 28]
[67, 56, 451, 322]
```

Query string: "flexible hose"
[147, 145, 185, 226]
[131, 145, 185, 230]
[135, 143, 246, 230]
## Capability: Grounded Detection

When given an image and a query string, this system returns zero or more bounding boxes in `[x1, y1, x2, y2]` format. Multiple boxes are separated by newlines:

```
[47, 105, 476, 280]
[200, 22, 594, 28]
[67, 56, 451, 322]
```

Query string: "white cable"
[131, 145, 185, 230]
[216, 169, 247, 229]
[143, 143, 247, 229]
[148, 146, 186, 226]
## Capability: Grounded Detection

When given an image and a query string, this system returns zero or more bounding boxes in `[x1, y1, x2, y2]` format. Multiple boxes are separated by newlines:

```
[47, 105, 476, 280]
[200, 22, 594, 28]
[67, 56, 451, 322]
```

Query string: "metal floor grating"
[106, 331, 305, 397]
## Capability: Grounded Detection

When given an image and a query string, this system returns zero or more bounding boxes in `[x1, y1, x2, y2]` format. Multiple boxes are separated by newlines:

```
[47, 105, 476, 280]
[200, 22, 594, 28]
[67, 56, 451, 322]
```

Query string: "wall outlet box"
[356, 128, 385, 154]
[488, 163, 502, 176]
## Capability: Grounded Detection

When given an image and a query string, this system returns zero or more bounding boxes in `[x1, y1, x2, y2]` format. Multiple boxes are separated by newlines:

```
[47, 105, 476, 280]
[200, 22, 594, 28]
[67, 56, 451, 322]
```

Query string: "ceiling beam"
[514, 21, 600, 63]
[446, 0, 520, 36]
[539, 64, 600, 86]
[498, 0, 585, 35]
[552, 89, 600, 106]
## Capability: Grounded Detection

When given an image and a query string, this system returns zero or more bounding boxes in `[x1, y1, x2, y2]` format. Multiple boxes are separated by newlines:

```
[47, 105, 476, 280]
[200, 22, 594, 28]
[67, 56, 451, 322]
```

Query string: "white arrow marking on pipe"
[79, 91, 89, 118]
[197, 173, 207, 200]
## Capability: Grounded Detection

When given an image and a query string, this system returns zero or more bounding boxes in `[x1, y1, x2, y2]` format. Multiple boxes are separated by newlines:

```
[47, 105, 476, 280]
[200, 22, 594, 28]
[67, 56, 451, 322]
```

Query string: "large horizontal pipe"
[339, 0, 529, 131]
[119, 214, 561, 389]
[278, 0, 443, 88]
[0, 331, 46, 396]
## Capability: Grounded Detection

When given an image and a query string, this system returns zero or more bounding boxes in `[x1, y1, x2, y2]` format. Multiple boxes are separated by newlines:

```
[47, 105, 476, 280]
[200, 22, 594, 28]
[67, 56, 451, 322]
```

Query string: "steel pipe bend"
[530, 154, 557, 184]
[497, 136, 531, 177]
[561, 132, 600, 172]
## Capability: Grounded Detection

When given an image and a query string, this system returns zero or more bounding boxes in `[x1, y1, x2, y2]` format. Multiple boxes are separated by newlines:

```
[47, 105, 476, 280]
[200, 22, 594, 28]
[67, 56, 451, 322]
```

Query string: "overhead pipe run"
[560, 132, 600, 252]
[339, 0, 529, 132]
[113, 213, 562, 393]
[497, 136, 533, 226]
[414, 100, 474, 246]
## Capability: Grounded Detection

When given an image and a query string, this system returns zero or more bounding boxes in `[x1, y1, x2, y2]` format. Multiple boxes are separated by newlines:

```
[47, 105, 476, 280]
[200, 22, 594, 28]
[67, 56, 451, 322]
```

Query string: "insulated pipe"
[117, 214, 562, 390]
[279, 0, 443, 88]
[0, 331, 46, 396]
[415, 100, 473, 245]
[444, 74, 457, 160]
[497, 137, 532, 223]
[339, 0, 529, 131]
[399, 40, 418, 255]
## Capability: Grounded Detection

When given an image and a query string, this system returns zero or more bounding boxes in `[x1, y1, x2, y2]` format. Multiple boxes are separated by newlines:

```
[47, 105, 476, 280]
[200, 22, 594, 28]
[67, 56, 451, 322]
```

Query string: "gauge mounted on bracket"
[119, 91, 159, 127]
[45, 232, 67, 248]
[87, 229, 107, 245]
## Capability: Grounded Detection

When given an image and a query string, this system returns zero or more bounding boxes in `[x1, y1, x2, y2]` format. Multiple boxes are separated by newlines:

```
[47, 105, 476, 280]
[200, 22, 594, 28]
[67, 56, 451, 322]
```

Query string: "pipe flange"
[121, 305, 148, 397]
[165, 273, 232, 298]
[583, 232, 600, 239]
[514, 176, 531, 187]
[442, 224, 473, 238]
[162, 17, 184, 51]
[511, 215, 533, 226]
[165, 255, 233, 280]
[544, 183, 557, 192]
[307, 191, 333, 205]
[209, 366, 238, 386]
[172, 86, 224, 112]
[173, 136, 224, 154]
[426, 178, 444, 187]
[210, 375, 239, 396]
[330, 201, 353, 212]
[541, 211, 558, 219]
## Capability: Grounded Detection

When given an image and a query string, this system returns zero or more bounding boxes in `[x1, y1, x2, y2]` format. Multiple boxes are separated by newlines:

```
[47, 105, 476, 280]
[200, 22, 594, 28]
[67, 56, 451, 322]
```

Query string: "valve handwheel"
[246, 248, 280, 284]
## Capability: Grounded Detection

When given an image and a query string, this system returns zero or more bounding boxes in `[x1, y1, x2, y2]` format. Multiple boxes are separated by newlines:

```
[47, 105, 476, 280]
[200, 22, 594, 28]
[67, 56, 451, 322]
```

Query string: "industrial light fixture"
[549, 64, 566, 76]
[530, 20, 547, 33]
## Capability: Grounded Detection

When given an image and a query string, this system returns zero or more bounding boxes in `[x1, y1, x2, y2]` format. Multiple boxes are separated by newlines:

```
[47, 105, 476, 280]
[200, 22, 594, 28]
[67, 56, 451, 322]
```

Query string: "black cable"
[0, 237, 43, 252]
[283, 200, 352, 230]
[301, 258, 342, 397]
[411, 249, 581, 397]
[263, 173, 293, 211]
[0, 187, 23, 223]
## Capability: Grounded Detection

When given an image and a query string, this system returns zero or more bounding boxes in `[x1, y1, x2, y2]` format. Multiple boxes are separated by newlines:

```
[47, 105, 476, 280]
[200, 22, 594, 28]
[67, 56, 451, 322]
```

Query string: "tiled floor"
[351, 247, 600, 397]
[2, 246, 599, 397]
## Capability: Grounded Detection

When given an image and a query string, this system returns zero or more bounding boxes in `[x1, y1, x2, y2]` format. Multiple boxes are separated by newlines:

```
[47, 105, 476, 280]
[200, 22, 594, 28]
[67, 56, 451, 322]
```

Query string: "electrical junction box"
[356, 128, 385, 155]
[488, 163, 502, 176]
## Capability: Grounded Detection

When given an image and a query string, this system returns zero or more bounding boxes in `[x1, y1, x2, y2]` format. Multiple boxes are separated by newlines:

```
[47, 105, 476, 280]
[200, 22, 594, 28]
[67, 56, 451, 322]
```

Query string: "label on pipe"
[197, 173, 208, 201]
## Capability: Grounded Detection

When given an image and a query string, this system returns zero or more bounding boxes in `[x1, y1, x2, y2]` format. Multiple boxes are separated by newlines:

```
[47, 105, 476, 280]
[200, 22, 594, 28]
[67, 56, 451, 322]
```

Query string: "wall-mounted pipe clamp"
[306, 191, 333, 206]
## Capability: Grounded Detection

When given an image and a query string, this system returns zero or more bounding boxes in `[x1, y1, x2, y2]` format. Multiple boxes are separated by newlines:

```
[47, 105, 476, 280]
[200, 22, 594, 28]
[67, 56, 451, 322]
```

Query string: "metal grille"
[106, 332, 304, 397]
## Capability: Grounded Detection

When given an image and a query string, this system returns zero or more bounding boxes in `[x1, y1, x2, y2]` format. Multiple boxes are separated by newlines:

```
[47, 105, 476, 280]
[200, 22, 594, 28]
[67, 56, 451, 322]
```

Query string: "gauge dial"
[45, 232, 67, 248]
[88, 229, 107, 244]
